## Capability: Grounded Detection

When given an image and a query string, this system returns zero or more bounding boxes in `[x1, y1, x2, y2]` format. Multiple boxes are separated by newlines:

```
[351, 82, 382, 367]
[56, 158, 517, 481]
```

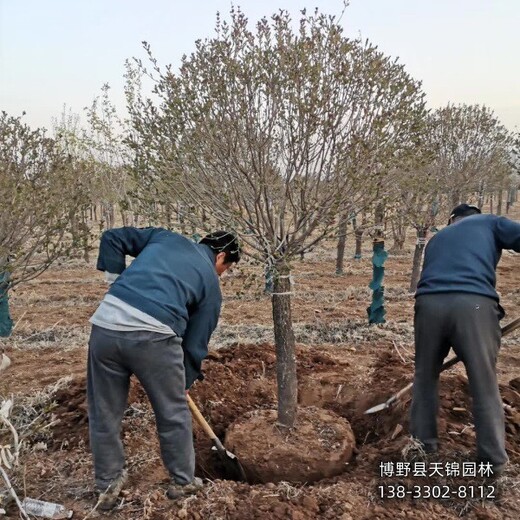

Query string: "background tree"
[83, 84, 137, 229]
[0, 112, 92, 336]
[389, 106, 515, 293]
[127, 8, 426, 427]
[52, 107, 98, 262]
[390, 163, 446, 293]
[431, 104, 513, 207]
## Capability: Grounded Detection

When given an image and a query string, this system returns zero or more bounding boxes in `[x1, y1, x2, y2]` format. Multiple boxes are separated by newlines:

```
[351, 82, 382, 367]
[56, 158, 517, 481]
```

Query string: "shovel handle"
[436, 316, 520, 378]
[186, 394, 219, 443]
[502, 316, 520, 336]
[373, 316, 520, 413]
[390, 356, 462, 404]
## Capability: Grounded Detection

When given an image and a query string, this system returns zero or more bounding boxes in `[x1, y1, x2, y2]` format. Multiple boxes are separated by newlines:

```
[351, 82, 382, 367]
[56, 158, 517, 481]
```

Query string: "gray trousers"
[410, 293, 507, 466]
[87, 325, 194, 489]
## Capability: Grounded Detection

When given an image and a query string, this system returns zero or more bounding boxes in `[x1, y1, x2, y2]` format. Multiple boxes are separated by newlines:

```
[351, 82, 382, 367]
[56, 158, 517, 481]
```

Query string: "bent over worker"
[410, 204, 520, 476]
[87, 227, 240, 510]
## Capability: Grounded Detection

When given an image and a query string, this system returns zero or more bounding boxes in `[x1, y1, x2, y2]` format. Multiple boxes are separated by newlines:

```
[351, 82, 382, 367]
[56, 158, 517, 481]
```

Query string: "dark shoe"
[166, 477, 204, 500]
[96, 469, 128, 511]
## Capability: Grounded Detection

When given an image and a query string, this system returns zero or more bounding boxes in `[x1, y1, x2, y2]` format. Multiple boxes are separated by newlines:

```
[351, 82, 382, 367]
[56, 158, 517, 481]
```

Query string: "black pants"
[87, 325, 194, 489]
[410, 293, 507, 466]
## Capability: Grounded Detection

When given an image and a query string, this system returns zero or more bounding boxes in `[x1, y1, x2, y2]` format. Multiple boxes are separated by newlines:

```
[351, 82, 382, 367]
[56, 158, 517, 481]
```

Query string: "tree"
[52, 107, 97, 262]
[431, 104, 513, 207]
[84, 84, 137, 229]
[389, 106, 514, 293]
[127, 8, 426, 427]
[391, 164, 445, 293]
[0, 112, 91, 336]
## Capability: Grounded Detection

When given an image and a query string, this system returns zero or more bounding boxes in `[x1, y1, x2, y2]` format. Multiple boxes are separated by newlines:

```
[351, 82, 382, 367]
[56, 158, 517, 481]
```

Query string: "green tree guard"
[0, 272, 13, 337]
[367, 239, 388, 324]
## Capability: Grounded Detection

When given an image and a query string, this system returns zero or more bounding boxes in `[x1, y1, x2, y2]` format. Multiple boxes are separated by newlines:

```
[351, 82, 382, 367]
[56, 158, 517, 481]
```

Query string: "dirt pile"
[226, 406, 355, 483]
[48, 344, 520, 470]
[33, 342, 520, 519]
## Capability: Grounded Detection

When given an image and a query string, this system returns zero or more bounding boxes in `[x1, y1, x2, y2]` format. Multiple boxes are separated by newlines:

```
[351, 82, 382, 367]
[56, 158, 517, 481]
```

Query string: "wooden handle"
[389, 357, 459, 404]
[438, 316, 520, 377]
[502, 316, 520, 337]
[387, 316, 520, 409]
[186, 394, 218, 441]
[394, 381, 414, 401]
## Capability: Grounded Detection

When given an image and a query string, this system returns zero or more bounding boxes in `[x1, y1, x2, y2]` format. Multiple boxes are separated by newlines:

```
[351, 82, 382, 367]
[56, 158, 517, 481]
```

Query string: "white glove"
[104, 272, 119, 285]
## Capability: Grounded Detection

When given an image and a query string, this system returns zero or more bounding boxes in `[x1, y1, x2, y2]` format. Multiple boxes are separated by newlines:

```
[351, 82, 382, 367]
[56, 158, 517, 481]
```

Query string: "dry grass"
[3, 327, 89, 351]
[211, 320, 415, 349]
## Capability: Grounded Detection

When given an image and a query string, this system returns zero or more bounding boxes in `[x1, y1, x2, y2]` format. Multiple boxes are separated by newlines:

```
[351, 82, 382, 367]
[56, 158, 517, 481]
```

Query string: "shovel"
[364, 316, 520, 415]
[186, 394, 247, 482]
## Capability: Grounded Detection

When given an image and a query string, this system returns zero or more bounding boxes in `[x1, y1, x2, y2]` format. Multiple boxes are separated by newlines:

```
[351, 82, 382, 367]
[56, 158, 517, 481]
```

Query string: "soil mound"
[226, 406, 355, 483]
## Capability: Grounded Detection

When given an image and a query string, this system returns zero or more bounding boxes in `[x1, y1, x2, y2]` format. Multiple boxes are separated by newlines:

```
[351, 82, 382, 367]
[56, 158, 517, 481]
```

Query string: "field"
[1, 214, 519, 519]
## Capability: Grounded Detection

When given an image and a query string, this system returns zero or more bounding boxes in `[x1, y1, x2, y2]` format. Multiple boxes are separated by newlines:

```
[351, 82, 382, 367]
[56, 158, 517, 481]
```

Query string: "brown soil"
[1, 207, 519, 519]
[225, 406, 355, 483]
[1, 341, 518, 519]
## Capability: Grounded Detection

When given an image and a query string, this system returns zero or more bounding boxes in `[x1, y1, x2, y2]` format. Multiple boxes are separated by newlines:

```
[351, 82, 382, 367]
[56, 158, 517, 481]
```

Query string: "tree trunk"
[353, 213, 367, 260]
[497, 190, 503, 215]
[409, 226, 428, 293]
[81, 213, 90, 263]
[477, 181, 485, 209]
[506, 188, 515, 214]
[335, 212, 348, 274]
[451, 190, 460, 207]
[489, 195, 494, 214]
[178, 203, 187, 234]
[102, 203, 115, 229]
[354, 228, 363, 259]
[190, 206, 197, 235]
[165, 204, 172, 228]
[390, 218, 406, 252]
[271, 265, 297, 428]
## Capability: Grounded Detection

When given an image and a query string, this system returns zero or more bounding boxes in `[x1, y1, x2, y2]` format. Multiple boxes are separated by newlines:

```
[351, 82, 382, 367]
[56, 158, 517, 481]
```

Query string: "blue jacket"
[416, 214, 520, 302]
[96, 227, 221, 388]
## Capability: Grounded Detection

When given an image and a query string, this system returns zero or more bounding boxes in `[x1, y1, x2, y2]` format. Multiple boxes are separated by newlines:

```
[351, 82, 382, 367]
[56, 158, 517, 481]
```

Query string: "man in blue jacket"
[410, 204, 520, 477]
[87, 228, 240, 509]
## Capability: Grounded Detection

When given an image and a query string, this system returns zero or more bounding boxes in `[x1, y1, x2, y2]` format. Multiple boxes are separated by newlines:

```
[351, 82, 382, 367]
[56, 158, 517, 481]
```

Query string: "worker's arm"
[495, 217, 520, 252]
[96, 227, 160, 274]
[182, 294, 222, 389]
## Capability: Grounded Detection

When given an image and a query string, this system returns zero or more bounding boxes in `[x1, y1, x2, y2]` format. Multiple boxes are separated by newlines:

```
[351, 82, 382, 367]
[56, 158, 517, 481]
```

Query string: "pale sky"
[1, 0, 519, 132]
